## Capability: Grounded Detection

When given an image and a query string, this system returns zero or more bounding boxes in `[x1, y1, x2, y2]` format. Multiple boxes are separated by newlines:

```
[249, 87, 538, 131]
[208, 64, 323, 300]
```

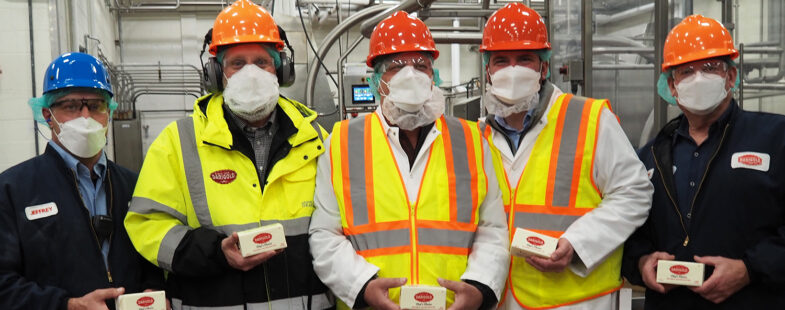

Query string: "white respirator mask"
[51, 114, 107, 158]
[675, 71, 729, 115]
[381, 66, 434, 113]
[489, 65, 542, 107]
[223, 65, 280, 122]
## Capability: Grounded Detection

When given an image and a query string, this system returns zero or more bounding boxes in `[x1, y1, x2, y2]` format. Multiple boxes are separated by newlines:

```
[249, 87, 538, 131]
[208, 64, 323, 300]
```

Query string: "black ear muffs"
[200, 28, 224, 93]
[276, 26, 296, 87]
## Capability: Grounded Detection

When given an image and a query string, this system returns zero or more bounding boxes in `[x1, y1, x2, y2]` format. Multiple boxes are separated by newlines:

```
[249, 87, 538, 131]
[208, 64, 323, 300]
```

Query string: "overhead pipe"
[111, 0, 231, 11]
[29, 0, 39, 155]
[359, 0, 436, 38]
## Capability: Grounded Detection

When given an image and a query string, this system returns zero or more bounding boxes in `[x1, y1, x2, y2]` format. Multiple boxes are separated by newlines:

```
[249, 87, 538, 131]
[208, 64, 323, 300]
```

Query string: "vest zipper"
[69, 170, 114, 284]
[652, 123, 730, 247]
[409, 202, 419, 284]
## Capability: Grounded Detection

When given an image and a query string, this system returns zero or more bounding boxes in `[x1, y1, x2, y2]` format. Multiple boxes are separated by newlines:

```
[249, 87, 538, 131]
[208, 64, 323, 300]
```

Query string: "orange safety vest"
[483, 94, 623, 309]
[330, 113, 488, 309]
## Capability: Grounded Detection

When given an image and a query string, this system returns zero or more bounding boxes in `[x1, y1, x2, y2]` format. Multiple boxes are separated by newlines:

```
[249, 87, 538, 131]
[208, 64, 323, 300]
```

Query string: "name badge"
[731, 152, 770, 172]
[25, 202, 58, 220]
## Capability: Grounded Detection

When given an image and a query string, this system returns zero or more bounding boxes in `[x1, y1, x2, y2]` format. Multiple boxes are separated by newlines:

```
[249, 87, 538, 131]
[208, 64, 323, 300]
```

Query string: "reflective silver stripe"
[348, 228, 411, 251]
[417, 227, 475, 249]
[311, 119, 324, 142]
[129, 196, 187, 224]
[346, 117, 369, 226]
[551, 96, 589, 207]
[444, 117, 475, 223]
[158, 225, 189, 271]
[177, 117, 213, 227]
[172, 293, 333, 310]
[211, 217, 312, 237]
[514, 211, 582, 232]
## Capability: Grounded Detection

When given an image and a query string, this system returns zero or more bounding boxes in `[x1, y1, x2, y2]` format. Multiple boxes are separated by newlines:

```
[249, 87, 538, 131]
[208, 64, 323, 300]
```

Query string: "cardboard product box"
[656, 260, 705, 287]
[510, 228, 558, 258]
[116, 290, 166, 310]
[400, 285, 447, 310]
[237, 223, 287, 257]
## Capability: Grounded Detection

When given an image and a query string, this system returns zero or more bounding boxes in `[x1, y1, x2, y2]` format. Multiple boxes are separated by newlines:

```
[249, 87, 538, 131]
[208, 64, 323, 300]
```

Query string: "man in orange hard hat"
[623, 14, 785, 309]
[309, 11, 509, 310]
[478, 3, 653, 309]
[124, 0, 332, 308]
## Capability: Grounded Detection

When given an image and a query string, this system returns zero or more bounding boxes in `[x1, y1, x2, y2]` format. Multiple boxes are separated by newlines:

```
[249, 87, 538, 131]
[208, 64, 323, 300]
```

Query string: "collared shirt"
[225, 107, 278, 183]
[48, 140, 110, 262]
[494, 108, 536, 153]
[671, 103, 735, 226]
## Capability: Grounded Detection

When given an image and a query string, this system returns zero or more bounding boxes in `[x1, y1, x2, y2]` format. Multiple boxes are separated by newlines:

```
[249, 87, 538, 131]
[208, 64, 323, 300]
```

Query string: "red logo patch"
[137, 296, 155, 307]
[526, 236, 545, 246]
[210, 169, 237, 184]
[738, 154, 762, 166]
[670, 265, 690, 275]
[414, 292, 434, 302]
[253, 233, 272, 244]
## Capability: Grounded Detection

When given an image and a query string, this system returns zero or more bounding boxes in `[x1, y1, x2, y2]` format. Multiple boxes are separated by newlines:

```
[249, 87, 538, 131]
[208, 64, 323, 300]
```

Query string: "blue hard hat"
[43, 52, 113, 97]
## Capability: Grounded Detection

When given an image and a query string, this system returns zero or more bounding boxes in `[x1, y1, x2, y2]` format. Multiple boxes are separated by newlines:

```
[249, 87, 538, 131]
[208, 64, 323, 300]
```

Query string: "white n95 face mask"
[52, 115, 107, 158]
[382, 66, 434, 113]
[675, 71, 728, 115]
[489, 65, 542, 106]
[223, 65, 280, 122]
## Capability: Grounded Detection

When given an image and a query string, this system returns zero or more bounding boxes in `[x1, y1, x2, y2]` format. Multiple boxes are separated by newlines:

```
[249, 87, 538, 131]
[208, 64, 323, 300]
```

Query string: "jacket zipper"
[409, 202, 418, 284]
[652, 123, 730, 247]
[70, 170, 114, 283]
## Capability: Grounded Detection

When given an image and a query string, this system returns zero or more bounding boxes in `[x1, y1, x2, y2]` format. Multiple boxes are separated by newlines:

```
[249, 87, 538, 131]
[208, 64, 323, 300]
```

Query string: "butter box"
[400, 285, 446, 310]
[510, 228, 558, 258]
[237, 223, 287, 257]
[116, 290, 166, 310]
[656, 260, 705, 287]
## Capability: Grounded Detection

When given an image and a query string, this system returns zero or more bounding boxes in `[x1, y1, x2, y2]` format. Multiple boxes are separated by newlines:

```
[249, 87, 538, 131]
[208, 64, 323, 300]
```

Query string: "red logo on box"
[670, 265, 690, 275]
[738, 155, 762, 166]
[137, 296, 155, 307]
[526, 236, 545, 246]
[210, 169, 237, 184]
[253, 233, 272, 244]
[414, 292, 434, 302]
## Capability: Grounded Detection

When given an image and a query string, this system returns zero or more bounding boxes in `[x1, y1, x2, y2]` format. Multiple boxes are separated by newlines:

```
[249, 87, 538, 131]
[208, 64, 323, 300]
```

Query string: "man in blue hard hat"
[0, 52, 164, 310]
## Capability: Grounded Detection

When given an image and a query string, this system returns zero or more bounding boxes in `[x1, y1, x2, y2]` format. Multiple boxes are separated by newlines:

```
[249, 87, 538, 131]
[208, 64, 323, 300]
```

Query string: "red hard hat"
[366, 11, 439, 67]
[480, 3, 550, 52]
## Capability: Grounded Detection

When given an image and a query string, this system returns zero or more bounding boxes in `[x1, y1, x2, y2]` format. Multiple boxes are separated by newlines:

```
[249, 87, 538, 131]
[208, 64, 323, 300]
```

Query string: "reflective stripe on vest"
[330, 113, 487, 308]
[486, 94, 623, 309]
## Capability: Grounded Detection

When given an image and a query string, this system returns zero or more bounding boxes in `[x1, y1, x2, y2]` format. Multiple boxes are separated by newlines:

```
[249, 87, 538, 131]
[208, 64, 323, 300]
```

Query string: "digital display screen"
[352, 85, 375, 103]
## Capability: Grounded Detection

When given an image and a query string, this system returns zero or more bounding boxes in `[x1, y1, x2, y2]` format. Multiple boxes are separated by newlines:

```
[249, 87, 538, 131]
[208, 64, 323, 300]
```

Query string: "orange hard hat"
[480, 3, 550, 52]
[661, 14, 738, 72]
[366, 11, 439, 67]
[209, 0, 284, 55]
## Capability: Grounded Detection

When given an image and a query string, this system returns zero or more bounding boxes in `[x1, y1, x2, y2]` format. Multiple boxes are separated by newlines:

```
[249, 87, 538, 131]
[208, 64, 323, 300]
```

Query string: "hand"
[143, 289, 171, 310]
[637, 251, 676, 294]
[364, 277, 406, 310]
[526, 238, 574, 273]
[690, 255, 750, 304]
[67, 287, 124, 310]
[437, 278, 483, 310]
[221, 232, 281, 271]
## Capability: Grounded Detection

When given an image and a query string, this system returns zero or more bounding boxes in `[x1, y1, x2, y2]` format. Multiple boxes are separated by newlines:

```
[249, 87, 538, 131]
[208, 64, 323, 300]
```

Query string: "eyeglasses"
[224, 56, 275, 72]
[51, 98, 109, 116]
[672, 60, 729, 81]
[383, 57, 433, 74]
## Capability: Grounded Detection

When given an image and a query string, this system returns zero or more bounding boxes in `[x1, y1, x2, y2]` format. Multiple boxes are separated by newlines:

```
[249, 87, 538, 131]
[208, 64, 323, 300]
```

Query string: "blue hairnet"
[217, 44, 281, 69]
[483, 49, 553, 78]
[657, 59, 741, 105]
[29, 88, 118, 127]
[368, 54, 442, 100]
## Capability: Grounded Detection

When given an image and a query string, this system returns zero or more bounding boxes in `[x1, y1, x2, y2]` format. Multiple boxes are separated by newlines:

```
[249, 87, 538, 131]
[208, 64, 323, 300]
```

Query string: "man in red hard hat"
[310, 11, 509, 310]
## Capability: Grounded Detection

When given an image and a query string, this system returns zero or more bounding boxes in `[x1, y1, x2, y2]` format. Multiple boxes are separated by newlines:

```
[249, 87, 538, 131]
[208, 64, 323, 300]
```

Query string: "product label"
[210, 169, 237, 184]
[731, 152, 770, 172]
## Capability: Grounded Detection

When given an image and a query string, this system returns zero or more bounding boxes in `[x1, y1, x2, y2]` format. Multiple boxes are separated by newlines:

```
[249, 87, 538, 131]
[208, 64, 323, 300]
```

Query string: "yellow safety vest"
[126, 94, 325, 271]
[330, 113, 488, 309]
[483, 94, 623, 309]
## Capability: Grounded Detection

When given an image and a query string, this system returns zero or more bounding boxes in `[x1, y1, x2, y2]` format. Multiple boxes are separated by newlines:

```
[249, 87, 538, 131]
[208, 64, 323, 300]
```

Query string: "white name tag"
[731, 152, 770, 172]
[25, 202, 58, 220]
[647, 168, 654, 180]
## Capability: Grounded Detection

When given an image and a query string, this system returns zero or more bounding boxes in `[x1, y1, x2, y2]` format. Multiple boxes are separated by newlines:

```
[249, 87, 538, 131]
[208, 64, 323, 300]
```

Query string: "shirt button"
[256, 140, 261, 145]
[693, 152, 699, 158]
[689, 181, 695, 187]
[259, 166, 263, 170]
